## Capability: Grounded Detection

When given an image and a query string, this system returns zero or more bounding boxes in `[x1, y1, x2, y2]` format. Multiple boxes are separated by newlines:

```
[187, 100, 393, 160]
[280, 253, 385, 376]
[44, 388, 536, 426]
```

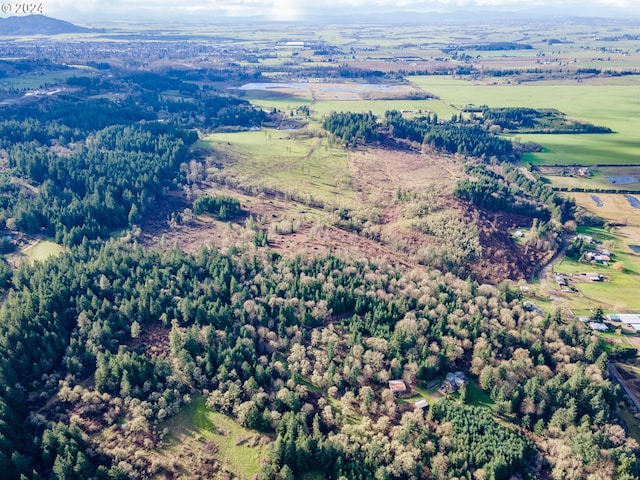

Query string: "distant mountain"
[0, 15, 100, 35]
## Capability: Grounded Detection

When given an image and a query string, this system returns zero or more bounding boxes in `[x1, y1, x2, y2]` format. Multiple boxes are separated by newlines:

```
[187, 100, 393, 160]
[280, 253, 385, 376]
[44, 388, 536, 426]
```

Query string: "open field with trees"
[410, 76, 640, 166]
[0, 15, 639, 480]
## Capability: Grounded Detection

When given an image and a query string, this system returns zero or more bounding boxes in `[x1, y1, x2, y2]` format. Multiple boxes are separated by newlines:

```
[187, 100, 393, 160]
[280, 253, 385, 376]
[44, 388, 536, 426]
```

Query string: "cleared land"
[198, 129, 356, 207]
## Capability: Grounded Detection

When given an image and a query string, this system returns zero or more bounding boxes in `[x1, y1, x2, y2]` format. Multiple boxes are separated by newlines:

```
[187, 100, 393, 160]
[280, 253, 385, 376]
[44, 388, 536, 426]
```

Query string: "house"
[439, 371, 468, 394]
[388, 380, 408, 396]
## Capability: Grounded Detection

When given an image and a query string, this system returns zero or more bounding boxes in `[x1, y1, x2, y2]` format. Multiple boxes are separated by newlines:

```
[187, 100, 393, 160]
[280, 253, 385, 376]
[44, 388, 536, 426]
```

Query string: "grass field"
[410, 76, 640, 166]
[160, 396, 270, 479]
[198, 128, 356, 207]
[239, 85, 457, 119]
[24, 240, 63, 262]
[0, 69, 84, 90]
[5, 238, 64, 267]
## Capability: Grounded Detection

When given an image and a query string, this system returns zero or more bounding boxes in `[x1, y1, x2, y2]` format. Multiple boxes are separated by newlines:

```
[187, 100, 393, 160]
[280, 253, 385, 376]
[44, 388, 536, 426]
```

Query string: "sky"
[14, 0, 640, 23]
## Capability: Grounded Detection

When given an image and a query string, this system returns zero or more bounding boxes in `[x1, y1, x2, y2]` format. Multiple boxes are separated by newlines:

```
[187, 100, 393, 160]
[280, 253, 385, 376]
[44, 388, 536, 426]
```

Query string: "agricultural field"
[410, 75, 640, 167]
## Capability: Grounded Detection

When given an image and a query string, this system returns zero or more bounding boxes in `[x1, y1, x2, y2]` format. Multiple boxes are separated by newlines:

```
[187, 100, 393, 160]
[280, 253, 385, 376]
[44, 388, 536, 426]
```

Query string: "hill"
[0, 15, 98, 35]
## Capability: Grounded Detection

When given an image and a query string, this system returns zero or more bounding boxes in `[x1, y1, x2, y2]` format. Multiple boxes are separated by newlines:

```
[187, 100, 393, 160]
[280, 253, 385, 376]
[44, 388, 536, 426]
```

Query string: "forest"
[323, 110, 517, 162]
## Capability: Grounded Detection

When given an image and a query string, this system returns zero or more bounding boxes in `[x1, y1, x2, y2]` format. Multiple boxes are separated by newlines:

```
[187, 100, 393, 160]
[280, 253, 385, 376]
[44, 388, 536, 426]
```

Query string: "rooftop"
[388, 380, 407, 392]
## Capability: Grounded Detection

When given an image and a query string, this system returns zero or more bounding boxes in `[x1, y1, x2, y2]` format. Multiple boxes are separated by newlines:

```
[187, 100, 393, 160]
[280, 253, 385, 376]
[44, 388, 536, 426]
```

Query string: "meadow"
[198, 128, 357, 207]
[156, 395, 270, 479]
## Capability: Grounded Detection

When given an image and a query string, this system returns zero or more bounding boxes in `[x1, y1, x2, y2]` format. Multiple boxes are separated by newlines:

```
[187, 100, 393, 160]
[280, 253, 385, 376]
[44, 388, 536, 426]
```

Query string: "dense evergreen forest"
[0, 68, 637, 480]
[480, 107, 613, 134]
[323, 110, 517, 162]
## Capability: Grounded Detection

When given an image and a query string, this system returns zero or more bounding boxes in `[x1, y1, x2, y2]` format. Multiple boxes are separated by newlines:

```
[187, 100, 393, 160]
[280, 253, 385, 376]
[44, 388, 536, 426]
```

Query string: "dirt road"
[534, 235, 569, 294]
[609, 363, 640, 413]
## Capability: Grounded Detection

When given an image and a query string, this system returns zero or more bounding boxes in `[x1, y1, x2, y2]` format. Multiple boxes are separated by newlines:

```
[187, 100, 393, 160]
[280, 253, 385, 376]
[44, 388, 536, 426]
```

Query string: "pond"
[624, 194, 640, 209]
[590, 194, 603, 208]
[608, 176, 637, 185]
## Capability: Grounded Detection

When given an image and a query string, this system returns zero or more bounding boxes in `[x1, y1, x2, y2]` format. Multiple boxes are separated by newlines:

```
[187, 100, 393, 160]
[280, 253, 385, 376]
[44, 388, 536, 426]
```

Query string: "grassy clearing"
[24, 240, 63, 263]
[410, 76, 640, 166]
[618, 403, 640, 444]
[464, 380, 495, 410]
[6, 238, 64, 267]
[161, 395, 269, 479]
[198, 129, 356, 207]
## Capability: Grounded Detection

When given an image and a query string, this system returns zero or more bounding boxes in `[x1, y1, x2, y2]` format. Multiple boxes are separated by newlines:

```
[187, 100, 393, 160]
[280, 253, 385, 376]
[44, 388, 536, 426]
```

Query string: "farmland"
[410, 76, 640, 167]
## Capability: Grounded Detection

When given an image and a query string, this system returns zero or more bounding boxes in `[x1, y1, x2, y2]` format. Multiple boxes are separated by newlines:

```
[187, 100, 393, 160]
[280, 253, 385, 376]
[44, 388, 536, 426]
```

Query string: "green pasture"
[410, 76, 640, 166]
[198, 129, 356, 207]
[554, 258, 640, 312]
[239, 87, 456, 119]
[311, 99, 456, 118]
[239, 89, 313, 112]
[25, 240, 63, 263]
[0, 70, 79, 90]
[163, 396, 269, 479]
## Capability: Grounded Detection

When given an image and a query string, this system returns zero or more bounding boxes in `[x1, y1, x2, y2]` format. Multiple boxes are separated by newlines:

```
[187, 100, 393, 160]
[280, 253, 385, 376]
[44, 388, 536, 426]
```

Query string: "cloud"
[41, 0, 640, 21]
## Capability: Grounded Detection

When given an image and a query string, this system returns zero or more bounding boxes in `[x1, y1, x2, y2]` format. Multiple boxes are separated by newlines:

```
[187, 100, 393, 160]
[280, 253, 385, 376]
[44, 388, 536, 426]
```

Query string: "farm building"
[414, 399, 428, 409]
[608, 313, 640, 323]
[576, 234, 595, 244]
[555, 275, 568, 287]
[588, 322, 609, 331]
[439, 371, 468, 394]
[388, 380, 408, 396]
